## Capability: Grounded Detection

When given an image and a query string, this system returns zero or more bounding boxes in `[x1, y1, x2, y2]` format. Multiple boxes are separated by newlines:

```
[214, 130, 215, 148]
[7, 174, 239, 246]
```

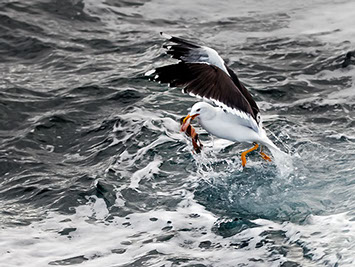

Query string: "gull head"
[189, 102, 216, 121]
[181, 102, 216, 131]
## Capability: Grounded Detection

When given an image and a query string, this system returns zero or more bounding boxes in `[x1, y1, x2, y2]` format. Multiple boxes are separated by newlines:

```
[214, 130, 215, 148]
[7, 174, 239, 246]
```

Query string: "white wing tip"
[145, 69, 155, 76]
[160, 32, 172, 40]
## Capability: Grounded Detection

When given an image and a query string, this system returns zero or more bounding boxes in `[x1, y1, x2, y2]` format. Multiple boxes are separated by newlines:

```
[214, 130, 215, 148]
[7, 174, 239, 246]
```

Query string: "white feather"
[186, 90, 259, 132]
[201, 46, 229, 75]
[161, 32, 172, 40]
[145, 69, 155, 76]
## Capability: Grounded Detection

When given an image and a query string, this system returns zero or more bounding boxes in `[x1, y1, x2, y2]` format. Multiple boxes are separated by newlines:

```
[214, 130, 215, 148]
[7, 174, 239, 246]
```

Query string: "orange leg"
[259, 145, 272, 162]
[241, 143, 259, 167]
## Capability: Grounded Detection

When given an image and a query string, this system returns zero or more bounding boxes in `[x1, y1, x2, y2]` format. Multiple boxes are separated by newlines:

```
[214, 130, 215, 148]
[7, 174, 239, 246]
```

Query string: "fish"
[180, 116, 203, 153]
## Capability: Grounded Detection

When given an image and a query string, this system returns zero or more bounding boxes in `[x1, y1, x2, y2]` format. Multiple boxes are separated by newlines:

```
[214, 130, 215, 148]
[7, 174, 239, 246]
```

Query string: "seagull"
[145, 32, 281, 166]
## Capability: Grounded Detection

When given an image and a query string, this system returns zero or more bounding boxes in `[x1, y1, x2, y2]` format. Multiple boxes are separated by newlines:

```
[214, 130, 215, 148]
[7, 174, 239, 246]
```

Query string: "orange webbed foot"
[260, 152, 272, 162]
[241, 143, 259, 167]
[241, 154, 247, 167]
[259, 145, 272, 162]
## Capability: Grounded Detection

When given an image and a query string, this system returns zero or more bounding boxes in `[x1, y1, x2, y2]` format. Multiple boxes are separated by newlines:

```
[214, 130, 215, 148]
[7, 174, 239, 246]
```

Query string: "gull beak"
[181, 113, 199, 132]
[182, 114, 199, 124]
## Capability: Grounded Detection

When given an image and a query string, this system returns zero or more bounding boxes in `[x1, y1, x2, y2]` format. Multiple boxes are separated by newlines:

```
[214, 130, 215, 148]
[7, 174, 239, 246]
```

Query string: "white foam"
[130, 157, 162, 188]
[2, 191, 354, 266]
[282, 212, 355, 266]
[0, 192, 270, 267]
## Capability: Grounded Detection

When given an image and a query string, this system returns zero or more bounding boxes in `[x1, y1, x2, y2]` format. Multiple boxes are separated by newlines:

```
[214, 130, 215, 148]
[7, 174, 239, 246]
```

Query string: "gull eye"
[196, 108, 201, 112]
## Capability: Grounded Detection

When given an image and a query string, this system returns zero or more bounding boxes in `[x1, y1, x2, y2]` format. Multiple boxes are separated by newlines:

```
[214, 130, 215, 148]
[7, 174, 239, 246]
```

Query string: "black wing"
[159, 32, 260, 121]
[225, 65, 260, 119]
[148, 62, 257, 123]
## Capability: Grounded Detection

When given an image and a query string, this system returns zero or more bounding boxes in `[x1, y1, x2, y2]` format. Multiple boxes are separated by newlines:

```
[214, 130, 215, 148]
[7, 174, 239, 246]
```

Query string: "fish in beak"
[180, 113, 199, 132]
[180, 114, 202, 153]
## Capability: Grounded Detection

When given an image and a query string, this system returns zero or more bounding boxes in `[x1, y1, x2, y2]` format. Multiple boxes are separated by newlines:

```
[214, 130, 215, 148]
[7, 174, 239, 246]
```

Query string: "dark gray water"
[1, 0, 355, 266]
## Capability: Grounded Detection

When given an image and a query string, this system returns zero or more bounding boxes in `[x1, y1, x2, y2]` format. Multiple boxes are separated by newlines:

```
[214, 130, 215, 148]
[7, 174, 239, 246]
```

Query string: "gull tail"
[259, 134, 284, 156]
[261, 135, 293, 175]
